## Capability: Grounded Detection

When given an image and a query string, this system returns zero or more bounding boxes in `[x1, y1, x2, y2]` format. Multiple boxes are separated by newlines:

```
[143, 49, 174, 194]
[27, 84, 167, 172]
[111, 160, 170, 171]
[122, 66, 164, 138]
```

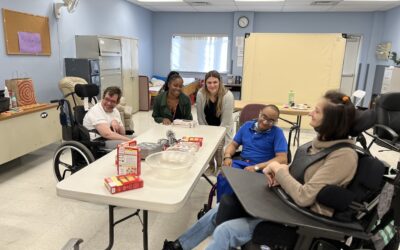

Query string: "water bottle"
[10, 91, 17, 108]
[288, 90, 295, 106]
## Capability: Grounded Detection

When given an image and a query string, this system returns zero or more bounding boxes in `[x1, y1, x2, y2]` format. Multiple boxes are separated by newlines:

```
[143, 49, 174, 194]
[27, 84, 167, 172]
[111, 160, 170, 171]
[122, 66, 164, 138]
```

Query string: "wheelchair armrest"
[374, 124, 399, 143]
[273, 187, 365, 231]
[126, 129, 135, 135]
[90, 138, 106, 147]
[317, 185, 355, 212]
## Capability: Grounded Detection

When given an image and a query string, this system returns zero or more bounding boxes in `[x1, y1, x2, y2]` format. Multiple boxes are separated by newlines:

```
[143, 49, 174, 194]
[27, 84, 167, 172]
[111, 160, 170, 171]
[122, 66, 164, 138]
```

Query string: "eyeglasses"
[103, 97, 118, 105]
[259, 113, 277, 124]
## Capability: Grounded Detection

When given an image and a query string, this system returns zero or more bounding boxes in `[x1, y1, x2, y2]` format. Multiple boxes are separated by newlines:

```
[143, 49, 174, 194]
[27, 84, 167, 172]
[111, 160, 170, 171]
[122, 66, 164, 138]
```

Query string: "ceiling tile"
[127, 0, 400, 12]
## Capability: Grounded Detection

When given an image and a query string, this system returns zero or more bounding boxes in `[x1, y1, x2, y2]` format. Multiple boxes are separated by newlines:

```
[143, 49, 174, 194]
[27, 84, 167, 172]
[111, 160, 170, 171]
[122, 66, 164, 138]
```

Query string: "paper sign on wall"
[17, 32, 42, 54]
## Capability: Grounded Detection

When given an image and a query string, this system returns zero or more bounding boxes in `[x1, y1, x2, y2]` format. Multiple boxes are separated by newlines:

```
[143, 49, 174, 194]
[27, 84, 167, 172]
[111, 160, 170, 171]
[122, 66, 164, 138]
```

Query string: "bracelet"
[223, 156, 232, 160]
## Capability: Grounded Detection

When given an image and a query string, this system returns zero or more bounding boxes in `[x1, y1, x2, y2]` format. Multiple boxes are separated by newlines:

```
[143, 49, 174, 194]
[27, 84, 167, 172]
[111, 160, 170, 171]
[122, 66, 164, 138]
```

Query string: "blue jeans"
[178, 204, 263, 250]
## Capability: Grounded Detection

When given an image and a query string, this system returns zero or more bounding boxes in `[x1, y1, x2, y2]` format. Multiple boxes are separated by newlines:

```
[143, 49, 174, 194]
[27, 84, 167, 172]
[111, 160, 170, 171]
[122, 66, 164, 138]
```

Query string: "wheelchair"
[52, 84, 109, 181]
[236, 109, 400, 250]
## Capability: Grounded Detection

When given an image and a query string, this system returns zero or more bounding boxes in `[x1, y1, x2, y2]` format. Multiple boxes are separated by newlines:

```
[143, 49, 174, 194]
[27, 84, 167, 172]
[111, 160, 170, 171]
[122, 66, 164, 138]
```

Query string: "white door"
[340, 35, 362, 96]
[121, 38, 139, 113]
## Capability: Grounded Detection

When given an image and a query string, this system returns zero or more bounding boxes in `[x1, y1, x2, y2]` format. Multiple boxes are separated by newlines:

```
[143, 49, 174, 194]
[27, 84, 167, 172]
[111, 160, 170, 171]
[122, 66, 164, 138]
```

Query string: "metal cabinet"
[75, 35, 139, 113]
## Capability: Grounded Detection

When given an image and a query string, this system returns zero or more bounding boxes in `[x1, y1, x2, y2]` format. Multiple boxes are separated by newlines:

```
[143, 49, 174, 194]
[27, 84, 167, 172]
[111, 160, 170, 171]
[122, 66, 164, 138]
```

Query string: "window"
[171, 35, 229, 73]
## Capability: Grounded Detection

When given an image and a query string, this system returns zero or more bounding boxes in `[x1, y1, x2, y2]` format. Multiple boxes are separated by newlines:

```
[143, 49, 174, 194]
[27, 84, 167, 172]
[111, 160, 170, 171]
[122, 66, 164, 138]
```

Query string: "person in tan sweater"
[264, 90, 357, 217]
[163, 90, 357, 250]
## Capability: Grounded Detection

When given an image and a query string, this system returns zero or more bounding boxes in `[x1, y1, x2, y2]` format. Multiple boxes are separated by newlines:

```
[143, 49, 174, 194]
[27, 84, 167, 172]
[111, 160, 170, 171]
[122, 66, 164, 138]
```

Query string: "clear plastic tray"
[145, 151, 194, 178]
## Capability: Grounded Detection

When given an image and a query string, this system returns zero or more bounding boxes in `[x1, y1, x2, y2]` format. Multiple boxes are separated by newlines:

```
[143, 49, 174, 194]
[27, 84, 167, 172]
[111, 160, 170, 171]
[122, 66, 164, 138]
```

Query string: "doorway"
[340, 35, 362, 96]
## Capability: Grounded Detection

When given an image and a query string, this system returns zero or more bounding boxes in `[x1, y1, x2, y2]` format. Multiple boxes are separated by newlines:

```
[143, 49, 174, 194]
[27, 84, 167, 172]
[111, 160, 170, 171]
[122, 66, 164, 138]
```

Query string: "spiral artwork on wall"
[16, 79, 37, 106]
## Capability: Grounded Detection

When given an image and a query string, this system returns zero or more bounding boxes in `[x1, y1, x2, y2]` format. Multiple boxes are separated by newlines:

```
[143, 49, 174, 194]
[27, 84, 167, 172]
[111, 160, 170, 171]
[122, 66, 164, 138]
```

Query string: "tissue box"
[104, 174, 143, 194]
[116, 140, 141, 175]
[172, 119, 198, 128]
[167, 141, 200, 153]
[181, 136, 203, 147]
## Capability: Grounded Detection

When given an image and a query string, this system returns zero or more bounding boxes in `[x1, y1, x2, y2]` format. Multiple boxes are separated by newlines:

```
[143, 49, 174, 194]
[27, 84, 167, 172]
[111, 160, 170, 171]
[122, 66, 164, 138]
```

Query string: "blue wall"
[0, 0, 152, 102]
[382, 6, 400, 63]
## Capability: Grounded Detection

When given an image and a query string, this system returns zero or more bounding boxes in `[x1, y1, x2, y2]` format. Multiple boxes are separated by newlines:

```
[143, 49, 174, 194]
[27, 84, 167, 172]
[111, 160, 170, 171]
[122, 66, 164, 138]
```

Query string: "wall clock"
[238, 16, 249, 28]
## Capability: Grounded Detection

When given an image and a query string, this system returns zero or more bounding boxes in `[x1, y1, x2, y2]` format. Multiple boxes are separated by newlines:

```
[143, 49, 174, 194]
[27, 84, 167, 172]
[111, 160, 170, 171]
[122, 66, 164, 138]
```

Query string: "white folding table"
[57, 124, 226, 250]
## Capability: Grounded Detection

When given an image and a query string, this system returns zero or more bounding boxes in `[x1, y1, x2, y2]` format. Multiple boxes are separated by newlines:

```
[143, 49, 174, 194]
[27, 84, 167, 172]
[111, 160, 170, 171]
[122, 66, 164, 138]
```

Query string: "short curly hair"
[103, 86, 122, 103]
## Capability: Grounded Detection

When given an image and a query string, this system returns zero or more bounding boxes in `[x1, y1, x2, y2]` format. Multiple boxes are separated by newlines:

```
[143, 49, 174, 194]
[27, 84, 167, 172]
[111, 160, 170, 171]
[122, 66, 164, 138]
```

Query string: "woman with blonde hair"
[196, 70, 234, 174]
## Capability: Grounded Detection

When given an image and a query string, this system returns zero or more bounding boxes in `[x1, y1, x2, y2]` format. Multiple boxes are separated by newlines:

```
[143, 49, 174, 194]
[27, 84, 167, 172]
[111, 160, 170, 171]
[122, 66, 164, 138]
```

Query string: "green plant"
[390, 52, 400, 65]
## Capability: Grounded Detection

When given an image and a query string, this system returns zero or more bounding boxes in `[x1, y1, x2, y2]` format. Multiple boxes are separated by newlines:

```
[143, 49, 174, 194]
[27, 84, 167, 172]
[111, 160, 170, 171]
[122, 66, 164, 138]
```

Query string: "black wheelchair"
[219, 109, 400, 250]
[52, 84, 109, 181]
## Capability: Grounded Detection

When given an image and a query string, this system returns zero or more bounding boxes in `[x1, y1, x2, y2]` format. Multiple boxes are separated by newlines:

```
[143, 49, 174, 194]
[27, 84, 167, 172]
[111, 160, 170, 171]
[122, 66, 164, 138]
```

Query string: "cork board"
[2, 8, 51, 55]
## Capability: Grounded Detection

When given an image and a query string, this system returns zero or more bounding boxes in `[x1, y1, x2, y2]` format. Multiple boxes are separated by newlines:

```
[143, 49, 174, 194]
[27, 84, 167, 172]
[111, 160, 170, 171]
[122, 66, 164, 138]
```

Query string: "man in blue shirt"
[217, 104, 288, 201]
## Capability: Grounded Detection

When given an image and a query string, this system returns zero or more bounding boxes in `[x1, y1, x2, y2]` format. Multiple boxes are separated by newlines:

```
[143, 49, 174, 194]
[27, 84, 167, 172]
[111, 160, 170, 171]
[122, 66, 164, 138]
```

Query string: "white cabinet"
[381, 67, 400, 93]
[75, 36, 139, 113]
[0, 104, 61, 165]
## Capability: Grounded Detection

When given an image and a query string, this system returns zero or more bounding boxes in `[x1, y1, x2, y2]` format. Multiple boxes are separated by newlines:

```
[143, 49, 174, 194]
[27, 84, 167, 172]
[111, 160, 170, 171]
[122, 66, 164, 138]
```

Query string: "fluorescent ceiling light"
[235, 0, 284, 2]
[343, 0, 400, 1]
[137, 0, 182, 2]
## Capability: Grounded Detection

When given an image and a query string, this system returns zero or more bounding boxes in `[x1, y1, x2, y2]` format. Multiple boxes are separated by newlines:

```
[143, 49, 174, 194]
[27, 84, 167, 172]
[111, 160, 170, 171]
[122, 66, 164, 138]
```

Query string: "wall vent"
[186, 1, 210, 6]
[310, 0, 340, 6]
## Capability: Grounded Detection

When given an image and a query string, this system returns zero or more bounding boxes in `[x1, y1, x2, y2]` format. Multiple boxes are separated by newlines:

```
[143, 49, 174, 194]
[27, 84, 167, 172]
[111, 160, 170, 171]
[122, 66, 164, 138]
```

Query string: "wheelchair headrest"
[349, 109, 376, 137]
[74, 84, 99, 99]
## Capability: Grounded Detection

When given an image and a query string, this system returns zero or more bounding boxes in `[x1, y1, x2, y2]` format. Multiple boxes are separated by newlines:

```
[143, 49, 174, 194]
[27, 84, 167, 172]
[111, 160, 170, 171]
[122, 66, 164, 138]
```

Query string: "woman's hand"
[264, 162, 289, 187]
[263, 165, 278, 187]
[162, 118, 172, 125]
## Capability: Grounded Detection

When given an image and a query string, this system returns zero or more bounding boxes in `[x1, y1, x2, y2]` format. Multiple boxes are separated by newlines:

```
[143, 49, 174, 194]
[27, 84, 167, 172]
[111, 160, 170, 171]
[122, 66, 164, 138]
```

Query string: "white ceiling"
[126, 0, 400, 12]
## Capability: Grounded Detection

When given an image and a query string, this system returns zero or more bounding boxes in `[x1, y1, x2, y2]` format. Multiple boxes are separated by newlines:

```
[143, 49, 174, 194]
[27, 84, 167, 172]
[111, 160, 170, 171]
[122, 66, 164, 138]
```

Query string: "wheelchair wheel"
[53, 141, 95, 181]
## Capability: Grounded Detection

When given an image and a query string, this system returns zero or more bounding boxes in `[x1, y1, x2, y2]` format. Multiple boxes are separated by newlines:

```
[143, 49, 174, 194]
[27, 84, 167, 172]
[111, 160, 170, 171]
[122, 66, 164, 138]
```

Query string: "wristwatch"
[254, 165, 260, 171]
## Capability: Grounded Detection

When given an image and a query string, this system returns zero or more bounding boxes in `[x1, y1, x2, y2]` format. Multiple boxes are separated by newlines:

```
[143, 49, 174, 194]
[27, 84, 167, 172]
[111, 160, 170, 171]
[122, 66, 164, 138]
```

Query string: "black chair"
[52, 84, 108, 181]
[367, 92, 400, 153]
[241, 109, 400, 250]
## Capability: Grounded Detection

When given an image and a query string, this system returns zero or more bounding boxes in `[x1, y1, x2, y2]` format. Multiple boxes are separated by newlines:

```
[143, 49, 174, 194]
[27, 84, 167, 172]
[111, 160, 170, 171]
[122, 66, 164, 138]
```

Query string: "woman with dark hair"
[152, 72, 193, 125]
[196, 70, 234, 174]
[159, 71, 179, 94]
[162, 90, 358, 250]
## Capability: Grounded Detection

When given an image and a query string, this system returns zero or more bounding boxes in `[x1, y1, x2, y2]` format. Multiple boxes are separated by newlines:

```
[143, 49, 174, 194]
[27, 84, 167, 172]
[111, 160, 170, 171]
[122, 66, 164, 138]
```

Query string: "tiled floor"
[0, 108, 398, 250]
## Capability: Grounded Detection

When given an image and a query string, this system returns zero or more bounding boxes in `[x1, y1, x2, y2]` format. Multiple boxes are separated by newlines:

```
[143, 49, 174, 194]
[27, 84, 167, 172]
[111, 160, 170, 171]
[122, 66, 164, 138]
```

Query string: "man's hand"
[162, 118, 172, 125]
[244, 165, 258, 172]
[223, 158, 232, 167]
[110, 120, 121, 134]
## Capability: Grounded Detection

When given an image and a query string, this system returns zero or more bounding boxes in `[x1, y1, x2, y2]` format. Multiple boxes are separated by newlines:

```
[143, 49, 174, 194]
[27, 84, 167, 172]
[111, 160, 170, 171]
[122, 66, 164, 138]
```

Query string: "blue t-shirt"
[234, 120, 288, 164]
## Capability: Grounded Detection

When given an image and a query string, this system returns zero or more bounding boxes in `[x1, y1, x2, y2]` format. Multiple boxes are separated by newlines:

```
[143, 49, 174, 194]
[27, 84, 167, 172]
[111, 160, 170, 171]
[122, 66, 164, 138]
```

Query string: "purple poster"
[17, 32, 42, 54]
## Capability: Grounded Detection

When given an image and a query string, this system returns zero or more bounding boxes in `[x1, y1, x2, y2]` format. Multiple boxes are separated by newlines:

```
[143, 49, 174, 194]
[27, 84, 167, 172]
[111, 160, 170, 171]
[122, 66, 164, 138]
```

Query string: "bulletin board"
[242, 33, 346, 105]
[2, 8, 51, 55]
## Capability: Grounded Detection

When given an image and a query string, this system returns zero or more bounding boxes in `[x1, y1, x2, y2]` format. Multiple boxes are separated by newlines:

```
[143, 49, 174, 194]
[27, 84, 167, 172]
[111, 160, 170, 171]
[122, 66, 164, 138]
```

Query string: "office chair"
[367, 92, 400, 152]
